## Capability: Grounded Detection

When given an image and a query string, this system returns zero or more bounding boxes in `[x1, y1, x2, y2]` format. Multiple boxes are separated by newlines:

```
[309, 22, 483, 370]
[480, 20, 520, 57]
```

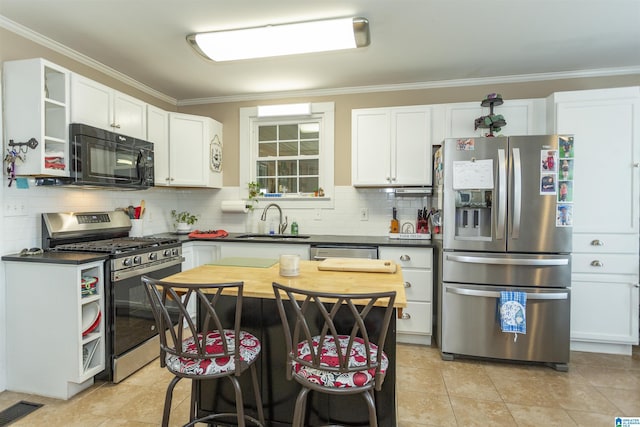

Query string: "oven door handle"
[446, 286, 569, 300]
[112, 257, 184, 282]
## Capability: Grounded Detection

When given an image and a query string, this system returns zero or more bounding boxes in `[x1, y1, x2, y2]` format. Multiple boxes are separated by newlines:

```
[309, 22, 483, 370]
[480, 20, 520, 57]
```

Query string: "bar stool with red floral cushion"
[272, 282, 396, 427]
[142, 276, 265, 427]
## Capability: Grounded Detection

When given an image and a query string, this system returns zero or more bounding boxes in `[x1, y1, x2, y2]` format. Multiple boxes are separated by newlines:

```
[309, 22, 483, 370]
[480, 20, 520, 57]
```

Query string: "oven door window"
[113, 265, 180, 356]
[85, 137, 142, 183]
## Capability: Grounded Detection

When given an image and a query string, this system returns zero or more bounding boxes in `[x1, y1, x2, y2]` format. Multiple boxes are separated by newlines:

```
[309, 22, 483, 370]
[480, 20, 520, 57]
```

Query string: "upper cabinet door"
[352, 106, 432, 187]
[113, 91, 147, 139]
[549, 87, 640, 235]
[147, 105, 170, 186]
[352, 108, 391, 186]
[70, 74, 112, 130]
[71, 74, 147, 139]
[392, 106, 432, 186]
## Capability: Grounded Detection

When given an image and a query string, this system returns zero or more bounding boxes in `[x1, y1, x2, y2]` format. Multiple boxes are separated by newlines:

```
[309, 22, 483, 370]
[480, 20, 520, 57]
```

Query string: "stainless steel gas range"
[42, 211, 183, 382]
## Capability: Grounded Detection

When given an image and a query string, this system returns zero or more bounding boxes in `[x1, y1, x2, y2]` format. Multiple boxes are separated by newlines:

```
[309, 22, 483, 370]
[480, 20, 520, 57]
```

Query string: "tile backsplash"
[1, 184, 432, 254]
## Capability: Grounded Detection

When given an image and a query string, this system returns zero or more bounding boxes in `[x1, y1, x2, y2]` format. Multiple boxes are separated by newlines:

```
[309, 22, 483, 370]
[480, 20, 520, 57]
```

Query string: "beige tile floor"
[0, 344, 638, 426]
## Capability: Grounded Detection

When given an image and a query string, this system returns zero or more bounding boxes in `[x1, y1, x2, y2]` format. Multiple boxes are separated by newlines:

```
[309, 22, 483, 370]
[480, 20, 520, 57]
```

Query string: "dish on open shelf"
[81, 276, 99, 296]
[82, 302, 101, 336]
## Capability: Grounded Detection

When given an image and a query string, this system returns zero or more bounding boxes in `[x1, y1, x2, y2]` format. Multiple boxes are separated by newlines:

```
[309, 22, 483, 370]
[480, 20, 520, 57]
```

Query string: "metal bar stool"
[142, 275, 265, 427]
[272, 282, 396, 427]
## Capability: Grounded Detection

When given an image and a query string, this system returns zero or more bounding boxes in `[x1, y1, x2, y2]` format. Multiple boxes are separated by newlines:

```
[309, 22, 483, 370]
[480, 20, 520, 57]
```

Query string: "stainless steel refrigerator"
[439, 135, 574, 371]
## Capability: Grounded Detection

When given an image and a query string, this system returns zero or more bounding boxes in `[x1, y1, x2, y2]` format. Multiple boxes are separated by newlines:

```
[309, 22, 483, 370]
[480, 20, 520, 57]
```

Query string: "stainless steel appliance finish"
[439, 135, 573, 370]
[310, 245, 378, 260]
[42, 211, 182, 382]
[442, 283, 570, 366]
[63, 123, 154, 189]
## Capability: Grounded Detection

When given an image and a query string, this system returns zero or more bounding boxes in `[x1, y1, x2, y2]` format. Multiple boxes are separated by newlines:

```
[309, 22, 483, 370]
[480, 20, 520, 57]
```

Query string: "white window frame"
[240, 102, 335, 209]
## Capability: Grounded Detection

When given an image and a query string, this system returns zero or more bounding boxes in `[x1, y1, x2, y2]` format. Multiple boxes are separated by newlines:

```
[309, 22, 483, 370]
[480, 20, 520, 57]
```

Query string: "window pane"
[300, 177, 319, 193]
[300, 123, 319, 139]
[258, 125, 277, 141]
[300, 140, 319, 155]
[257, 160, 275, 176]
[277, 177, 297, 193]
[258, 142, 277, 157]
[299, 159, 318, 175]
[278, 141, 297, 156]
[278, 160, 297, 176]
[258, 177, 276, 193]
[279, 124, 298, 140]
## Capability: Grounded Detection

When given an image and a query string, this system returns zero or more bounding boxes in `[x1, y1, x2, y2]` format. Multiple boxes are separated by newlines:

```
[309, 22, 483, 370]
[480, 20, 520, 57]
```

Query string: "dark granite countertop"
[159, 232, 439, 248]
[1, 252, 109, 265]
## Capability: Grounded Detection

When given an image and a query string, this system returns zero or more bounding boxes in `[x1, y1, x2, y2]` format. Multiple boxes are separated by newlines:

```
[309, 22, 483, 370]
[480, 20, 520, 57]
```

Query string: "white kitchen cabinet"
[71, 73, 147, 139]
[147, 105, 170, 186]
[220, 242, 310, 260]
[379, 246, 433, 345]
[163, 112, 223, 188]
[571, 274, 639, 353]
[352, 106, 432, 187]
[548, 87, 640, 354]
[548, 87, 639, 234]
[4, 260, 105, 399]
[3, 58, 70, 176]
[432, 99, 545, 142]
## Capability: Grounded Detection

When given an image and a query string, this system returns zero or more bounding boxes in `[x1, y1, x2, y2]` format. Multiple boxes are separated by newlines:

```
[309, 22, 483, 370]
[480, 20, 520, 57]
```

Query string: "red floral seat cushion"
[165, 330, 260, 376]
[293, 335, 388, 388]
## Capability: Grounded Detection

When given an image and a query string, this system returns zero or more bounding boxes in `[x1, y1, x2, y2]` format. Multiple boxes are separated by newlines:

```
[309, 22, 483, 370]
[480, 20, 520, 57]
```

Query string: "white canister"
[279, 254, 300, 277]
[130, 219, 144, 237]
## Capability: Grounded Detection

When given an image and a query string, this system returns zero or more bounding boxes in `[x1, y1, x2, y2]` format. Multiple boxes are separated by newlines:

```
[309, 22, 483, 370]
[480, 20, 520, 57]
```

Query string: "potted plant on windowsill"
[171, 210, 199, 234]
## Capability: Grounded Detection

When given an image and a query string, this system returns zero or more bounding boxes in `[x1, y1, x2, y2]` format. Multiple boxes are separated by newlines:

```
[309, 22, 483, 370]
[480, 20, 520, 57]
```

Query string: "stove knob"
[171, 248, 179, 256]
[123, 258, 132, 267]
[163, 249, 171, 257]
[133, 256, 142, 265]
[149, 252, 157, 261]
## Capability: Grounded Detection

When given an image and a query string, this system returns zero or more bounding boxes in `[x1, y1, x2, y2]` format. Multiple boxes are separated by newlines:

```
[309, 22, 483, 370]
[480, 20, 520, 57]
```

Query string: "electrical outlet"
[360, 208, 369, 221]
[3, 198, 27, 217]
[314, 208, 322, 221]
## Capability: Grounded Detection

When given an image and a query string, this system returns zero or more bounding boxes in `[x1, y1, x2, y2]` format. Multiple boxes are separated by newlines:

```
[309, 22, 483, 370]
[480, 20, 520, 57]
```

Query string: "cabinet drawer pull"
[404, 282, 411, 288]
[590, 239, 604, 246]
[110, 123, 121, 129]
[399, 255, 411, 262]
[401, 312, 411, 320]
[590, 260, 604, 267]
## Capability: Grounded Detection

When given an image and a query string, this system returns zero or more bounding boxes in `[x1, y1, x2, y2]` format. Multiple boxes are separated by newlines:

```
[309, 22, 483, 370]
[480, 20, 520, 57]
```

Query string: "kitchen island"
[162, 259, 406, 427]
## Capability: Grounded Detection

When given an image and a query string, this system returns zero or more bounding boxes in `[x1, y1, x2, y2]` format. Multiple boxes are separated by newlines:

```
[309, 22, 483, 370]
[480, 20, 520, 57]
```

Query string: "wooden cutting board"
[317, 258, 397, 273]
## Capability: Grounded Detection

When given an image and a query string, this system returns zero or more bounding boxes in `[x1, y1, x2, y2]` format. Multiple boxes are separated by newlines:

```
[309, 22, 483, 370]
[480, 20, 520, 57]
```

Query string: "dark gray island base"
[196, 296, 397, 427]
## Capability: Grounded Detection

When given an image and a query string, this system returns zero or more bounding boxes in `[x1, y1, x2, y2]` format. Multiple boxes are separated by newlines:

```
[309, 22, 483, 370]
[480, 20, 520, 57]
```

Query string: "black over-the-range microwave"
[39, 123, 154, 189]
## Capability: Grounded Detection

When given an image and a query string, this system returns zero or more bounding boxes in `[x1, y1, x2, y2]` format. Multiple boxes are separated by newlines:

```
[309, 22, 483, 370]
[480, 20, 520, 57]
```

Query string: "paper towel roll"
[221, 200, 249, 213]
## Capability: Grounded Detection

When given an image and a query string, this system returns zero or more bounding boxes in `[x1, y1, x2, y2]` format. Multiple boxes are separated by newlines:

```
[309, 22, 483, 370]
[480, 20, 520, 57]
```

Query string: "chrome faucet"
[260, 203, 288, 234]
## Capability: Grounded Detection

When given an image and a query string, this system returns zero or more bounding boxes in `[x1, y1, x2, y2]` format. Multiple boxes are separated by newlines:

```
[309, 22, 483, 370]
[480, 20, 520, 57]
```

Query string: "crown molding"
[178, 66, 640, 105]
[0, 15, 177, 106]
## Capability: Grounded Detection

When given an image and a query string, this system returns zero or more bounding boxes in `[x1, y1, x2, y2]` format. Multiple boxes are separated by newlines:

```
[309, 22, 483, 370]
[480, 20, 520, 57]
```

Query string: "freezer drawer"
[443, 251, 571, 287]
[441, 283, 570, 368]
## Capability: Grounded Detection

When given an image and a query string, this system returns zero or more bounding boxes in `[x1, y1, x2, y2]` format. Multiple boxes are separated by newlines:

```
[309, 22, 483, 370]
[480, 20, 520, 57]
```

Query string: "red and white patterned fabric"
[166, 330, 260, 376]
[293, 335, 388, 388]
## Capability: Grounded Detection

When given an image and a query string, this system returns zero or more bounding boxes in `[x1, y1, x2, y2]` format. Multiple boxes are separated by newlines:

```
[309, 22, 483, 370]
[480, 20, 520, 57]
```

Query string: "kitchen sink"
[236, 234, 310, 240]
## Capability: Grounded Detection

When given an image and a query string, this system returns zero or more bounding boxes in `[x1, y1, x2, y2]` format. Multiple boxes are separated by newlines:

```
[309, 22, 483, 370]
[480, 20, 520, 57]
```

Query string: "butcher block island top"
[162, 258, 407, 308]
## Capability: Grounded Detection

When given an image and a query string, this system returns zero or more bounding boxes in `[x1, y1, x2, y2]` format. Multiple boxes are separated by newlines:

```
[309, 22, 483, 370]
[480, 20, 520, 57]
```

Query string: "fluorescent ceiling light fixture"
[188, 17, 370, 62]
[257, 103, 311, 117]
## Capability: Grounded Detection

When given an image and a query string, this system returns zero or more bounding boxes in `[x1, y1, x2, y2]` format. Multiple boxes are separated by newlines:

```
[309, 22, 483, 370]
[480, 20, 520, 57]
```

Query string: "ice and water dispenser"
[454, 189, 492, 239]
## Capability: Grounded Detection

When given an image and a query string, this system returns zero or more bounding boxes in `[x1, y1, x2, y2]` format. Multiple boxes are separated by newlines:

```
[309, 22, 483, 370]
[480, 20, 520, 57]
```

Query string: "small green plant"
[171, 210, 199, 225]
[247, 181, 262, 211]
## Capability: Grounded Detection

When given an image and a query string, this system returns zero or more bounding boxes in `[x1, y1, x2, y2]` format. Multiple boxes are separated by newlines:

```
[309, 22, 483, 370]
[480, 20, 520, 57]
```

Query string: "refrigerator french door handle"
[512, 147, 522, 239]
[446, 287, 569, 300]
[446, 254, 569, 266]
[497, 149, 507, 240]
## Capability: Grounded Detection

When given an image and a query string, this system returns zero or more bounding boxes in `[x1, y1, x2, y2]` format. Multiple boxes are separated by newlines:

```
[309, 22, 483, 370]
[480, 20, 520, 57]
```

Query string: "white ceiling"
[1, 0, 639, 104]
